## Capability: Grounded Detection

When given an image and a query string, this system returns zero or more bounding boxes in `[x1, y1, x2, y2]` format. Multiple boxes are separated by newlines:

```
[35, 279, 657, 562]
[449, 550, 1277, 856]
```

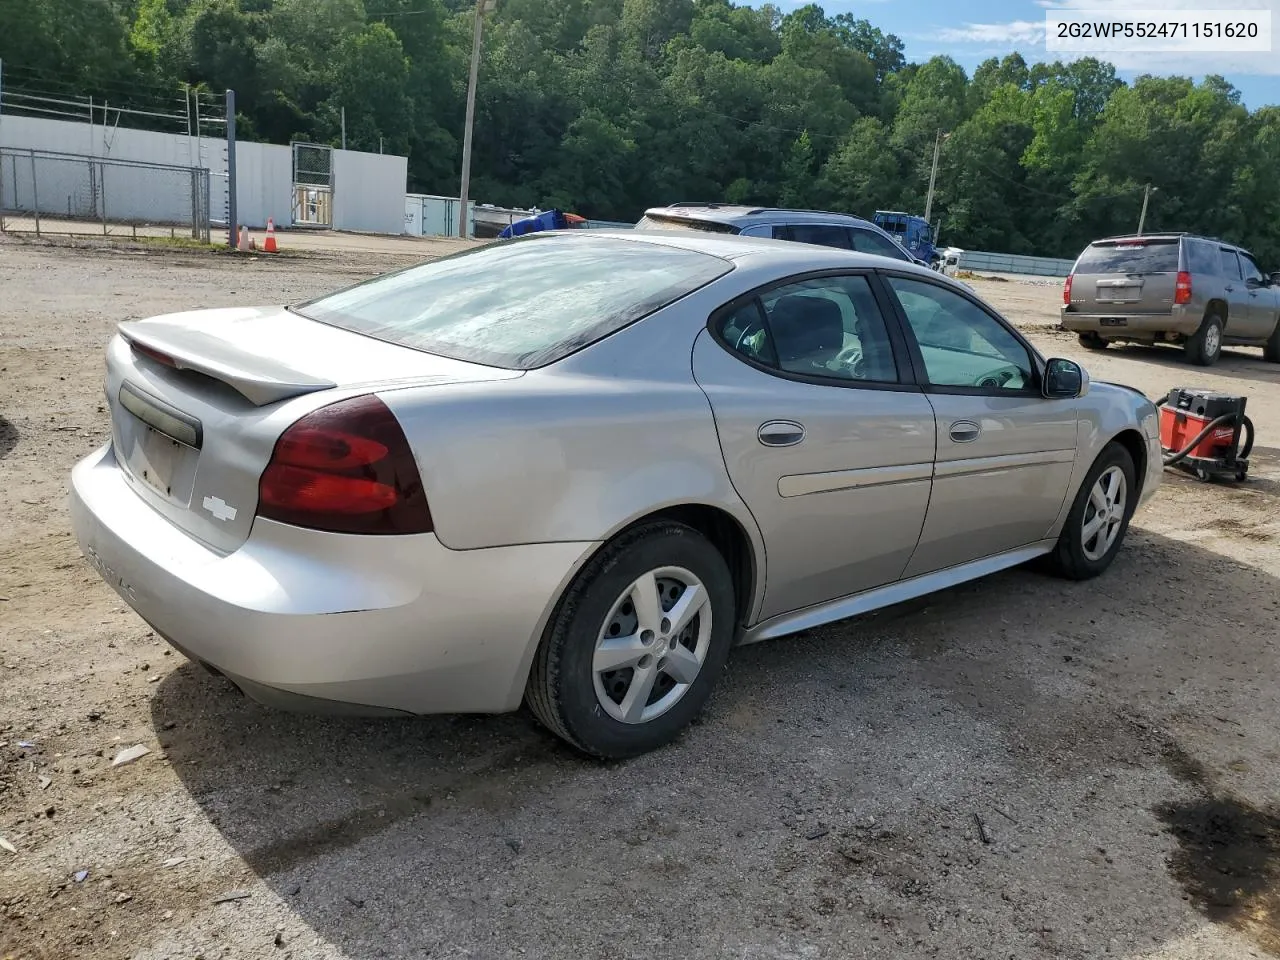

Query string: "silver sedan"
[70, 231, 1163, 758]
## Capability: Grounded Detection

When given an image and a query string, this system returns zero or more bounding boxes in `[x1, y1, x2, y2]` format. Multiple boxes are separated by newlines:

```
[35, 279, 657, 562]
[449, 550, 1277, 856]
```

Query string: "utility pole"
[458, 0, 496, 239]
[924, 130, 948, 225]
[341, 107, 347, 151]
[1137, 183, 1154, 235]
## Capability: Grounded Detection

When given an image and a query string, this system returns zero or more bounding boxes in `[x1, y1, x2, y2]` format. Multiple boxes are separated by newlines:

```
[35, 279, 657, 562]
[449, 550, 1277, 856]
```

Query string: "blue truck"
[873, 211, 939, 267]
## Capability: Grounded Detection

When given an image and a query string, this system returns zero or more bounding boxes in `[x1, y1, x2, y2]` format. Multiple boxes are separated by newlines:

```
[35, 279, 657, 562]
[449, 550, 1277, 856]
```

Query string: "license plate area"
[1098, 287, 1140, 302]
[120, 420, 198, 505]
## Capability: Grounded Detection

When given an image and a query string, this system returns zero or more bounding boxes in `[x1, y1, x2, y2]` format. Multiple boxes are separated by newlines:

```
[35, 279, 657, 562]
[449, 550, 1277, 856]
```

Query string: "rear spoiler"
[118, 321, 336, 406]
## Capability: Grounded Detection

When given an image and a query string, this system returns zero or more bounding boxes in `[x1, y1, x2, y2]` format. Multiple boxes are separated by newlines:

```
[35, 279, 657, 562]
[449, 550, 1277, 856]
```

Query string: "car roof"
[541, 228, 946, 278]
[642, 203, 880, 229]
[1089, 232, 1246, 252]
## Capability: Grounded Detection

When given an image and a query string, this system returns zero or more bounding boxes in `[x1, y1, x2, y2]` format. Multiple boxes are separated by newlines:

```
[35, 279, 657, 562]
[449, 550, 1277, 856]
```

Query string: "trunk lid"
[1068, 237, 1180, 316]
[105, 306, 521, 553]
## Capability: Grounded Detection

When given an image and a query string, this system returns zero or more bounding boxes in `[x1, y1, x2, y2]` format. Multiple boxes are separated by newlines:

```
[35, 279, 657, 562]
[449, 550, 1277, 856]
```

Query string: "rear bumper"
[70, 443, 597, 715]
[1060, 306, 1197, 337]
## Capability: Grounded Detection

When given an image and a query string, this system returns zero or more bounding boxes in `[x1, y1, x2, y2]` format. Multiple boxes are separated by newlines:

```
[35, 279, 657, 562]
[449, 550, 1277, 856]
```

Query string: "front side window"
[849, 227, 911, 262]
[296, 235, 732, 369]
[887, 276, 1033, 391]
[716, 275, 899, 383]
[1240, 252, 1265, 284]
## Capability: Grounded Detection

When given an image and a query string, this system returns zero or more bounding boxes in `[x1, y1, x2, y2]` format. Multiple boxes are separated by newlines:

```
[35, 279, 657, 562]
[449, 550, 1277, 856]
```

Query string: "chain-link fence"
[0, 148, 211, 242]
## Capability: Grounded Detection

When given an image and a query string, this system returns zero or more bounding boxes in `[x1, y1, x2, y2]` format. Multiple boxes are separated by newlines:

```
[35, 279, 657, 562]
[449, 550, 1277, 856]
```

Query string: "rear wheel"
[1264, 319, 1280, 363]
[524, 521, 735, 759]
[1078, 332, 1109, 351]
[1184, 313, 1223, 366]
[1045, 442, 1137, 581]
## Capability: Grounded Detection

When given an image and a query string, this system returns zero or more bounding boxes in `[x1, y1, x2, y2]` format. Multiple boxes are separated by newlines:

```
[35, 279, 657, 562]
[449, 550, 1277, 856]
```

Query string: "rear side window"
[635, 214, 739, 235]
[849, 227, 910, 262]
[1076, 240, 1179, 274]
[1220, 248, 1243, 280]
[783, 224, 854, 250]
[295, 235, 732, 369]
[716, 275, 899, 383]
[1184, 239, 1219, 275]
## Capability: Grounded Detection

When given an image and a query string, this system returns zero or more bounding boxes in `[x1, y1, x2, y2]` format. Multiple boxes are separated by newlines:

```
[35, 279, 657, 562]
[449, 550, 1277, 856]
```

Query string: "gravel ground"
[2, 233, 1279, 960]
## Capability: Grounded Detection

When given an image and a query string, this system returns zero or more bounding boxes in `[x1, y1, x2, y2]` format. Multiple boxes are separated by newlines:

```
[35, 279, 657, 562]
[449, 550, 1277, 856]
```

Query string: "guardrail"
[949, 249, 1075, 278]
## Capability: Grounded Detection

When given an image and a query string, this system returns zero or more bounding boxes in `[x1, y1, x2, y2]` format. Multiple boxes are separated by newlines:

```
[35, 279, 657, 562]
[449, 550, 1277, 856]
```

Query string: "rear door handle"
[758, 420, 806, 447]
[949, 419, 981, 443]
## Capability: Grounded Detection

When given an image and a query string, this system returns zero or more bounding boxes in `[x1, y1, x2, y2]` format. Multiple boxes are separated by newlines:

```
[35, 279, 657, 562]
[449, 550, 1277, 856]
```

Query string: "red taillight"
[1063, 273, 1073, 305]
[257, 394, 433, 535]
[132, 342, 177, 367]
[1175, 270, 1193, 305]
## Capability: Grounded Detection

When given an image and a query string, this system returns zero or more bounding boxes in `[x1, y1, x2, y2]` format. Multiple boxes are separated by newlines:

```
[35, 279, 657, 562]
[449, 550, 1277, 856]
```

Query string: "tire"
[1078, 332, 1109, 351]
[524, 520, 736, 759]
[1184, 312, 1223, 366]
[1045, 442, 1137, 581]
[1264, 319, 1280, 363]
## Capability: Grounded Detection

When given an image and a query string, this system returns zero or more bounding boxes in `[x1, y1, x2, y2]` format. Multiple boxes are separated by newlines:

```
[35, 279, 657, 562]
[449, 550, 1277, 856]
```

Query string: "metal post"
[225, 89, 237, 248]
[924, 130, 945, 225]
[458, 0, 491, 239]
[184, 84, 194, 163]
[0, 58, 5, 232]
[1137, 183, 1152, 235]
[341, 107, 347, 150]
[30, 149, 39, 236]
[88, 96, 93, 156]
[100, 161, 108, 235]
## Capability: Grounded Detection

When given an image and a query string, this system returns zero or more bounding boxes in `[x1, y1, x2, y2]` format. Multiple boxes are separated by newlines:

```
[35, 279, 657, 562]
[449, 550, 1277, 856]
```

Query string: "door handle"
[948, 419, 981, 443]
[758, 420, 806, 447]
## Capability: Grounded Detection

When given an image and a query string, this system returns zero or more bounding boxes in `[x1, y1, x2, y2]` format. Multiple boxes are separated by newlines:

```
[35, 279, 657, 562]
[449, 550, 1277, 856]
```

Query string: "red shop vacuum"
[1156, 387, 1255, 483]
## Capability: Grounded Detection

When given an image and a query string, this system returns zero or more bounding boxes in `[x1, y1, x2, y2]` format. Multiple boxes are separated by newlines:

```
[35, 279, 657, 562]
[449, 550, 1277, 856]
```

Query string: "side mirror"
[1043, 357, 1086, 399]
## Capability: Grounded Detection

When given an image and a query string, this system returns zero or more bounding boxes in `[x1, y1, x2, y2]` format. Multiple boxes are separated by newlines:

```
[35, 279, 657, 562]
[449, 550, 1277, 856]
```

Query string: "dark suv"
[636, 204, 925, 266]
[1060, 233, 1280, 366]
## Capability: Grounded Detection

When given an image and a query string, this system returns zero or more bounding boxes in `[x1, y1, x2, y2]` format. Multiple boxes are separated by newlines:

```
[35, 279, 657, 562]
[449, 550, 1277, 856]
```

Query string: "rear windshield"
[1075, 239, 1179, 274]
[294, 235, 732, 370]
[636, 214, 740, 235]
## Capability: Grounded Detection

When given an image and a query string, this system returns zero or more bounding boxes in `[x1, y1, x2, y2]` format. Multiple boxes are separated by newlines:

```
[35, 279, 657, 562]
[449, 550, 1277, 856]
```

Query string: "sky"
[766, 0, 1280, 108]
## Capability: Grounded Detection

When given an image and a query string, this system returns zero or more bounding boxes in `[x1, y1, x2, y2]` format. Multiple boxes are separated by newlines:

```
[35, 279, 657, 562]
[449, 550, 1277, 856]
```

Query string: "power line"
[0, 63, 190, 103]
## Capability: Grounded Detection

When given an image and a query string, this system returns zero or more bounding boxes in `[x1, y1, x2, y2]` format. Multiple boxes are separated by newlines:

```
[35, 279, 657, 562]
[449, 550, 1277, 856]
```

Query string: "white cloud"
[935, 20, 1047, 44]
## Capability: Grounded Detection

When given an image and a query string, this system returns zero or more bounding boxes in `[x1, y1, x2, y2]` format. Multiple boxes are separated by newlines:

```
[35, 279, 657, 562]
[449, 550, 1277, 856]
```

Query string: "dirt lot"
[2, 234, 1279, 960]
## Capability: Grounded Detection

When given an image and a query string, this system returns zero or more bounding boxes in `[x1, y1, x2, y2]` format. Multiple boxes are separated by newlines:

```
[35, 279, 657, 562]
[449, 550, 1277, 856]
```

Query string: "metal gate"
[291, 142, 333, 228]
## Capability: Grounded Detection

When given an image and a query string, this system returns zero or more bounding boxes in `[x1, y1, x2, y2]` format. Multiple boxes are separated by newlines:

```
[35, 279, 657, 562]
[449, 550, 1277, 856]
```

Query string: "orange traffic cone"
[237, 225, 250, 252]
[264, 218, 278, 253]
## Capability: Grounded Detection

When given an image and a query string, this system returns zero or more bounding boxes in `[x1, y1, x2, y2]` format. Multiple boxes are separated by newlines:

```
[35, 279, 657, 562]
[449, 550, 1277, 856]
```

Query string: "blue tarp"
[498, 209, 569, 239]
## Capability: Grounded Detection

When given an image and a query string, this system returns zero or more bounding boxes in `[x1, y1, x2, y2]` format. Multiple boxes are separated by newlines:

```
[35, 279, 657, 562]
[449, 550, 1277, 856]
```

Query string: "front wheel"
[1045, 442, 1137, 581]
[524, 521, 736, 759]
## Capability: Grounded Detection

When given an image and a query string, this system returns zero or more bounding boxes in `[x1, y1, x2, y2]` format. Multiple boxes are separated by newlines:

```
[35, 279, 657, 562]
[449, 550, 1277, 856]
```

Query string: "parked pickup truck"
[1060, 233, 1280, 366]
